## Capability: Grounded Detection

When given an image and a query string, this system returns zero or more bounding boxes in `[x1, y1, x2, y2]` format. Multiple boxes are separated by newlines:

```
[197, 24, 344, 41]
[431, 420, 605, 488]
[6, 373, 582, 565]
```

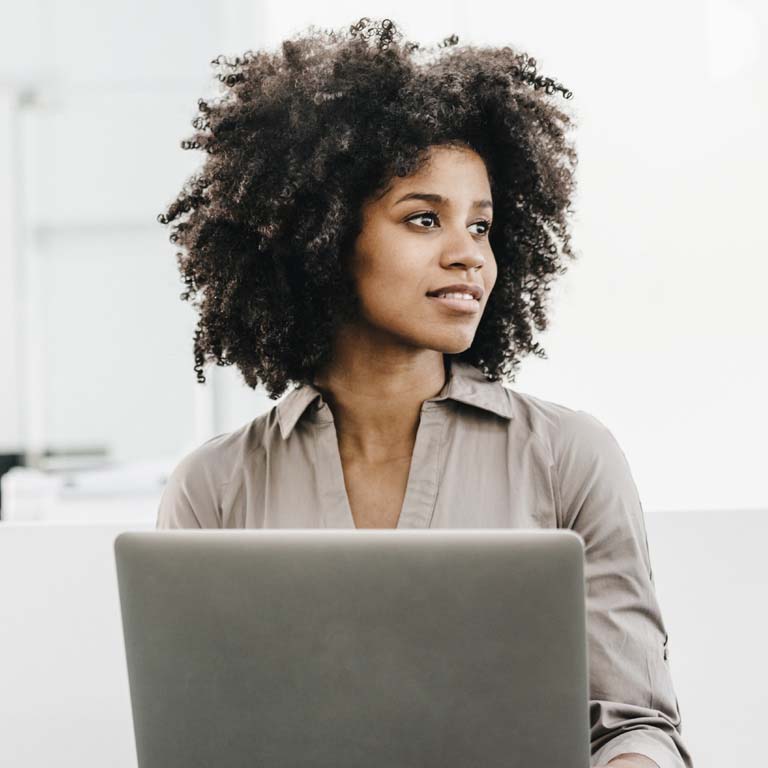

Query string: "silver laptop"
[114, 529, 590, 768]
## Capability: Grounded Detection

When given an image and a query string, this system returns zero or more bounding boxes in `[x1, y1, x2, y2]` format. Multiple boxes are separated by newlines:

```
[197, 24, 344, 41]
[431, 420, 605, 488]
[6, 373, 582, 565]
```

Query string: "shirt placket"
[312, 401, 449, 529]
[396, 403, 448, 529]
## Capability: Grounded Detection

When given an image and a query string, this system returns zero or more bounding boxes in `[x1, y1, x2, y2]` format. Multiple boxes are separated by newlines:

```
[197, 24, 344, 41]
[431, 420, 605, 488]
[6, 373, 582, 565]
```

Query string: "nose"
[442, 231, 486, 272]
[450, 252, 485, 272]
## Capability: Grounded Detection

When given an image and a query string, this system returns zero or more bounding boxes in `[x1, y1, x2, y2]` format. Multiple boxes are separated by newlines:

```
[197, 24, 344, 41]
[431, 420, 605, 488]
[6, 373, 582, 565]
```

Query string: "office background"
[0, 1, 765, 766]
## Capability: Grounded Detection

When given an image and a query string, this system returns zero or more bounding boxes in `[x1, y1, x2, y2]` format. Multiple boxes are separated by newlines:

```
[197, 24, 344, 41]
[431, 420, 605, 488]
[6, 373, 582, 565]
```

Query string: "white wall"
[0, 84, 22, 451]
[493, 0, 768, 514]
[2, 0, 765, 507]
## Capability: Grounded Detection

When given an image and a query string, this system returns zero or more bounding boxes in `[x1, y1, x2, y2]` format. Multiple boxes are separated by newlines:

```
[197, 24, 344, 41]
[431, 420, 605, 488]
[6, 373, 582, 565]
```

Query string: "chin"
[423, 335, 475, 355]
[377, 320, 477, 354]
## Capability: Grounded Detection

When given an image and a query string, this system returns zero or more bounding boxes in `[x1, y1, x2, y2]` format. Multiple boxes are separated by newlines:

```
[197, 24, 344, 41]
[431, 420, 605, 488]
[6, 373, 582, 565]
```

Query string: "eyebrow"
[393, 192, 493, 210]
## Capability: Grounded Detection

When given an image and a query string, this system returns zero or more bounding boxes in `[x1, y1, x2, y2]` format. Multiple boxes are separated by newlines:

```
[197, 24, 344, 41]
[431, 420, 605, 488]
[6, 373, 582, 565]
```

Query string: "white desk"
[0, 512, 764, 767]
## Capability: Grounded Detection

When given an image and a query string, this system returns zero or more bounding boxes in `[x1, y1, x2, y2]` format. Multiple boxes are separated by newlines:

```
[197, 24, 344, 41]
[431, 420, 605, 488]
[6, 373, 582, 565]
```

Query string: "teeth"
[436, 292, 475, 300]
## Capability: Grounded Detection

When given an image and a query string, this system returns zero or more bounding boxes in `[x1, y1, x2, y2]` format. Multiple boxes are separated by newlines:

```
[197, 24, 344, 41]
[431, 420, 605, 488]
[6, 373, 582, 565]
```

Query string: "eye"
[405, 211, 492, 236]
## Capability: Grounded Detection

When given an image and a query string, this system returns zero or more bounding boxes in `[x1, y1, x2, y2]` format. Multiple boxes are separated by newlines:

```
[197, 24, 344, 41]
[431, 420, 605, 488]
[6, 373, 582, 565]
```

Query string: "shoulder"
[156, 411, 273, 528]
[504, 386, 617, 465]
[175, 414, 271, 481]
[503, 388, 636, 527]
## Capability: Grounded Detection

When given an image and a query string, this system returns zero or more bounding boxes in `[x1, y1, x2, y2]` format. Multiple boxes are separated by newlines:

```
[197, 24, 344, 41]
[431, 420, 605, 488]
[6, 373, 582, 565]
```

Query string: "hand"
[595, 763, 632, 768]
[596, 755, 661, 768]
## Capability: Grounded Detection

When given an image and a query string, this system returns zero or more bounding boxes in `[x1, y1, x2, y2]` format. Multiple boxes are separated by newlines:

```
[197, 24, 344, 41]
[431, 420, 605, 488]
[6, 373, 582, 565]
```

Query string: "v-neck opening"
[313, 402, 449, 530]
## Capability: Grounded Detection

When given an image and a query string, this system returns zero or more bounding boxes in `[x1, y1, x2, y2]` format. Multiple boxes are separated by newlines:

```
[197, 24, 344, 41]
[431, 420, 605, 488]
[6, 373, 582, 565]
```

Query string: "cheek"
[486, 260, 499, 292]
[356, 253, 423, 302]
[353, 271, 430, 328]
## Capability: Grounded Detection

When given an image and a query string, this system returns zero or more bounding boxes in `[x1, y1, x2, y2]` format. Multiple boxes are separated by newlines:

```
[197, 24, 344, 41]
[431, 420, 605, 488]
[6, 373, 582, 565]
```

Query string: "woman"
[156, 17, 693, 768]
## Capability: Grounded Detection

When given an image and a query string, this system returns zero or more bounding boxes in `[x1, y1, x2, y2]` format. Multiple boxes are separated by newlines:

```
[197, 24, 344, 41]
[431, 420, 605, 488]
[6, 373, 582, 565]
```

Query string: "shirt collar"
[276, 358, 514, 440]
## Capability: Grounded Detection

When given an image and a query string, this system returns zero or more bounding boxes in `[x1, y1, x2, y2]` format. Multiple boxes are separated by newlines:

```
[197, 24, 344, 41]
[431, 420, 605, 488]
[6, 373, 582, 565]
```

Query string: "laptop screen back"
[115, 529, 590, 768]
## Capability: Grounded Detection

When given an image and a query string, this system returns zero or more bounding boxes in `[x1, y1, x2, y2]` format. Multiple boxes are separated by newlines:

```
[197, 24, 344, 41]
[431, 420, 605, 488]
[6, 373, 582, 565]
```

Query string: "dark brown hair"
[158, 16, 579, 399]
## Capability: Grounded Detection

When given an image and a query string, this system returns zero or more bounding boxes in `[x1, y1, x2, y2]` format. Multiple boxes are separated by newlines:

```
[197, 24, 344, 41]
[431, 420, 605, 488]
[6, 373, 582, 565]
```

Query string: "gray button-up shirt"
[157, 359, 693, 768]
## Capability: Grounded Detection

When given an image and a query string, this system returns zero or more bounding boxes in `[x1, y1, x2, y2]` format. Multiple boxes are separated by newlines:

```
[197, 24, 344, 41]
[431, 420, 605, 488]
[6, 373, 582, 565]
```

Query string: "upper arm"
[554, 410, 692, 767]
[156, 450, 222, 529]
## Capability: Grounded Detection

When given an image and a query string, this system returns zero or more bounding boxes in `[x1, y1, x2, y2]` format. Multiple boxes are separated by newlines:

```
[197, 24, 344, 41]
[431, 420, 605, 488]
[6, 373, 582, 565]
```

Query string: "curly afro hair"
[157, 16, 580, 400]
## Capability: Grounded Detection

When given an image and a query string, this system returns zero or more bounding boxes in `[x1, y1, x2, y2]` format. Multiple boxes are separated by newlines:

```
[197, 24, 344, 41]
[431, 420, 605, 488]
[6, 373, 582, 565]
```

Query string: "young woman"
[156, 17, 692, 768]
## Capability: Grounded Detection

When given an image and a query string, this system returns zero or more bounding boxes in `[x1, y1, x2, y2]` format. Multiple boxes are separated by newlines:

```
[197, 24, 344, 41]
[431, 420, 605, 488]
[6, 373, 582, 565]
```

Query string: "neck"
[312, 344, 448, 465]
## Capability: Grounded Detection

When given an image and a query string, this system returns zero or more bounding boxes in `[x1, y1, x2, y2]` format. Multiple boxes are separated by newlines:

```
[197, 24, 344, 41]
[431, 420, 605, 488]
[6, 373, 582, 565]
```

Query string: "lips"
[427, 294, 480, 314]
[426, 283, 484, 301]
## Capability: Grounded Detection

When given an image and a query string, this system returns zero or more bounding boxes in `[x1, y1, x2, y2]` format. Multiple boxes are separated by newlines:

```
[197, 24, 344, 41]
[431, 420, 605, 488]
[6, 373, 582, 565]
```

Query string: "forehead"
[407, 145, 488, 179]
[375, 145, 491, 204]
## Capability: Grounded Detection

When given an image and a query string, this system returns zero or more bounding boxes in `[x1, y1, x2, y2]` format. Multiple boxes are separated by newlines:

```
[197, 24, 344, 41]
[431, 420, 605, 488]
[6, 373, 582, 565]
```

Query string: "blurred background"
[0, 1, 765, 767]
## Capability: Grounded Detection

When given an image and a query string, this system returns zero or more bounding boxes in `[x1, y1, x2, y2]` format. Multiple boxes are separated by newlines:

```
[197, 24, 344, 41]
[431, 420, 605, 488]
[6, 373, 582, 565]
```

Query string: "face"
[345, 144, 497, 355]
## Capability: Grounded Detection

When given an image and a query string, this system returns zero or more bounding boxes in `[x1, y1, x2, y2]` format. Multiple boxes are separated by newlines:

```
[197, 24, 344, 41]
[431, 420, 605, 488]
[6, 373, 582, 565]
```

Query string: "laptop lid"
[114, 529, 590, 768]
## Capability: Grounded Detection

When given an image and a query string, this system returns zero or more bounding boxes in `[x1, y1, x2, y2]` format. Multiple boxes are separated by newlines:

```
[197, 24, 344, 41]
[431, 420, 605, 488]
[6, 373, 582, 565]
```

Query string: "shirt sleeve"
[156, 447, 223, 529]
[554, 410, 694, 768]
